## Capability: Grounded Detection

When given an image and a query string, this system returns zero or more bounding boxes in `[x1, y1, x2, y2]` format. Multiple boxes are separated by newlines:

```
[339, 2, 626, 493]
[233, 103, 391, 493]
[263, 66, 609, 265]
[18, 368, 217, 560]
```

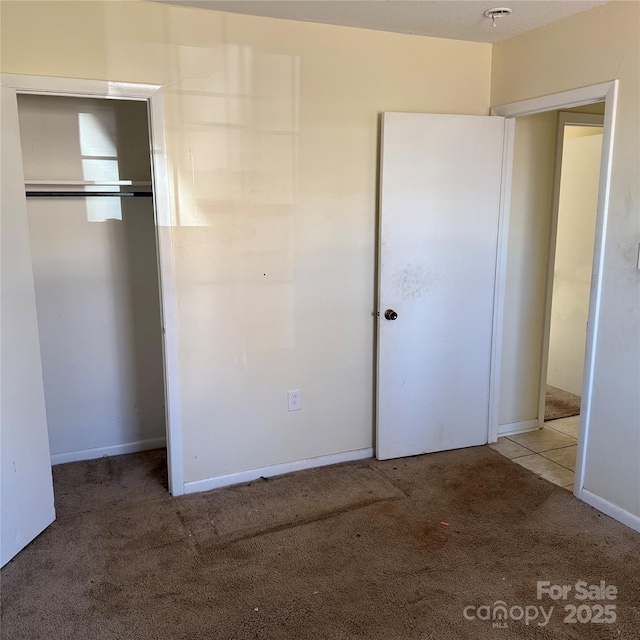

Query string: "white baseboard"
[577, 488, 640, 533]
[50, 437, 166, 465]
[184, 447, 375, 495]
[498, 419, 540, 437]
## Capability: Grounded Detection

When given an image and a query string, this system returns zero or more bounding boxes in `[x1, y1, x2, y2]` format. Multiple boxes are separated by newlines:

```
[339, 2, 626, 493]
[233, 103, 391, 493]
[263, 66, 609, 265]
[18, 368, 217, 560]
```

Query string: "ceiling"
[151, 0, 608, 44]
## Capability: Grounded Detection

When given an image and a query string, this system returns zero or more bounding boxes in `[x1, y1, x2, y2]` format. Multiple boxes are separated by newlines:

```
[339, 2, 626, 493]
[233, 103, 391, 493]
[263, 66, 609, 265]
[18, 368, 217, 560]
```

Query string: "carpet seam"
[193, 494, 407, 553]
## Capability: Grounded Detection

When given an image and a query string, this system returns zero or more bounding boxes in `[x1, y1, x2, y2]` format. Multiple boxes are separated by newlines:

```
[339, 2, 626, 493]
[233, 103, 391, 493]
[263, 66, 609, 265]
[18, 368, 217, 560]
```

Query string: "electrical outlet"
[288, 389, 301, 412]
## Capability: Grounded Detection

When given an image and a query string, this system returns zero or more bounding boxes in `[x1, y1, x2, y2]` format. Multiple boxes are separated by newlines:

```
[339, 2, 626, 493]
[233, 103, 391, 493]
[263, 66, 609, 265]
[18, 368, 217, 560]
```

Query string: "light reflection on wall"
[77, 111, 122, 222]
[167, 44, 300, 355]
[170, 44, 299, 223]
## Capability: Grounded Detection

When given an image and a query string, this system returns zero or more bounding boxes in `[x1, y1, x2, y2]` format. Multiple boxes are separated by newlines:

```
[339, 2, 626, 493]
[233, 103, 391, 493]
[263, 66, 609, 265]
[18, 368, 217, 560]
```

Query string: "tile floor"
[490, 415, 580, 491]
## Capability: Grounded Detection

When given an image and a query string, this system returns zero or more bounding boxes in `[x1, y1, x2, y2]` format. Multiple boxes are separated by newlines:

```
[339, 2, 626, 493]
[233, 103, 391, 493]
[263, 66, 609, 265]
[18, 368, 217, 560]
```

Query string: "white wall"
[547, 126, 603, 396]
[0, 0, 493, 485]
[498, 112, 557, 431]
[18, 95, 166, 462]
[493, 0, 640, 518]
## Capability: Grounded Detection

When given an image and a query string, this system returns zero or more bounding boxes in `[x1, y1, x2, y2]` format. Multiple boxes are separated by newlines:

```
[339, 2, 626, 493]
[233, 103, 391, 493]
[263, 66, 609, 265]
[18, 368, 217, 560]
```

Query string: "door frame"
[1, 74, 184, 496]
[536, 111, 605, 429]
[490, 80, 618, 497]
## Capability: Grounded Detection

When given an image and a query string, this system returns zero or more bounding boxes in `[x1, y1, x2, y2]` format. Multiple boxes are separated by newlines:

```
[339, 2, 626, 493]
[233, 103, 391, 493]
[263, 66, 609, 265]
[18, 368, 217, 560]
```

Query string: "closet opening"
[17, 93, 169, 492]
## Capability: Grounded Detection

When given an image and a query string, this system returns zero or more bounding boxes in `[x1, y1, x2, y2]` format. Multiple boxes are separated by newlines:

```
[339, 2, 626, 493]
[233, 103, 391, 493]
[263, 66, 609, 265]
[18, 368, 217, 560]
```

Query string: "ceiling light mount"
[484, 7, 512, 27]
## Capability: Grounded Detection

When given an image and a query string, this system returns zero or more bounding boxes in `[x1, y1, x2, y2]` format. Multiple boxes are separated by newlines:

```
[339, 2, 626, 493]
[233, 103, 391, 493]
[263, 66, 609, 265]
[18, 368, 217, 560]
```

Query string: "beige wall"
[493, 0, 640, 517]
[499, 112, 557, 430]
[4, 1, 636, 518]
[1, 0, 492, 484]
[548, 127, 603, 396]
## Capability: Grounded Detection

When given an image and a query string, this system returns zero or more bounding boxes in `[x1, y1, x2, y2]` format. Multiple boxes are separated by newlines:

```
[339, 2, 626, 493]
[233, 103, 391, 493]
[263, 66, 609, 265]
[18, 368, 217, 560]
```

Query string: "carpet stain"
[373, 502, 450, 552]
[87, 581, 124, 602]
[445, 454, 553, 522]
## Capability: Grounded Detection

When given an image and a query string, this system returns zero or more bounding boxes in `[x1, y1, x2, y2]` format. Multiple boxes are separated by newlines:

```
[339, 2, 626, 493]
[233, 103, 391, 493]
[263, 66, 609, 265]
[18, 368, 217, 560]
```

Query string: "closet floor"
[51, 448, 168, 514]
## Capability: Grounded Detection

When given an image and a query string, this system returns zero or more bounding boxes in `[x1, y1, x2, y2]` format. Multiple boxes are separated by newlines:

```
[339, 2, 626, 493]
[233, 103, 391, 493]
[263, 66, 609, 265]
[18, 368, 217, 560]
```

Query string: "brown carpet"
[2, 447, 639, 639]
[545, 385, 581, 421]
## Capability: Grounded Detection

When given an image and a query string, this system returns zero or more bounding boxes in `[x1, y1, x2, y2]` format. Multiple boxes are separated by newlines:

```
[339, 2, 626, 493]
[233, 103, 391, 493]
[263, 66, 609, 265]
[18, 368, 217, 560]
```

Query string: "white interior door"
[1, 85, 56, 567]
[377, 113, 505, 460]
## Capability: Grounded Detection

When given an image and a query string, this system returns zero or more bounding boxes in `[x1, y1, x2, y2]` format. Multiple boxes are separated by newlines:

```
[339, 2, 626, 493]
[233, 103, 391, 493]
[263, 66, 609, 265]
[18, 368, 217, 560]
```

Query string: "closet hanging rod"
[25, 180, 152, 187]
[25, 191, 153, 198]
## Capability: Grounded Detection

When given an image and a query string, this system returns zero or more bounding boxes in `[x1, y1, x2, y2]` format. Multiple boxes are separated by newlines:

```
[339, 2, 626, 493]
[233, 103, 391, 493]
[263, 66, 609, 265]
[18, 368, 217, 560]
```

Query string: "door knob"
[384, 309, 398, 321]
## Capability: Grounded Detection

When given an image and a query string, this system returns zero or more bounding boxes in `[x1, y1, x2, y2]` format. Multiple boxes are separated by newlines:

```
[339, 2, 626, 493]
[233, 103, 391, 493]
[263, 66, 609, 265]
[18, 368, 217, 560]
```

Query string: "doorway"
[541, 108, 604, 441]
[493, 106, 605, 489]
[490, 82, 617, 500]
